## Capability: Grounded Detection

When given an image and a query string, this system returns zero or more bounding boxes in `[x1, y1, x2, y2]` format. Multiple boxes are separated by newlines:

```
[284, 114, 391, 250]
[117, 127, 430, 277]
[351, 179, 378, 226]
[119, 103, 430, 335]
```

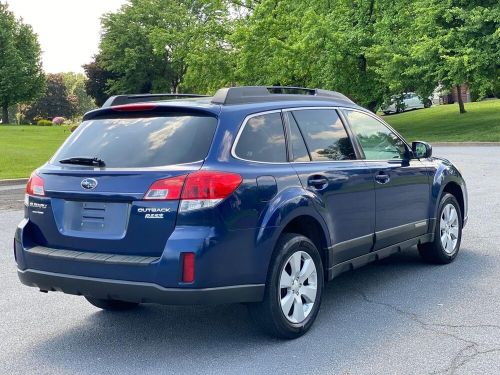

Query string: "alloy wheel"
[279, 251, 318, 324]
[440, 203, 459, 254]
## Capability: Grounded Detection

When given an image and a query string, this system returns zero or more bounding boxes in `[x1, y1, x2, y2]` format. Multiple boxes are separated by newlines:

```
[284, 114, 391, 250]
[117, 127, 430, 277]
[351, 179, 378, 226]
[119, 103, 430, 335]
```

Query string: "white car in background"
[381, 92, 429, 114]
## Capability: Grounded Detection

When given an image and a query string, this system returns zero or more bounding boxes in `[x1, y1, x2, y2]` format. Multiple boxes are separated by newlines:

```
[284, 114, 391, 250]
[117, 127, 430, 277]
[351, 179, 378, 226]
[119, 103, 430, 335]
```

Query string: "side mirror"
[412, 141, 432, 159]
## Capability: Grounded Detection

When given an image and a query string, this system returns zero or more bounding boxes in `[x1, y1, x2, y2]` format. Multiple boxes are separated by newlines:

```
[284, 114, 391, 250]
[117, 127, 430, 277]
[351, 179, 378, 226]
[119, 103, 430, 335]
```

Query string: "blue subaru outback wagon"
[15, 86, 467, 338]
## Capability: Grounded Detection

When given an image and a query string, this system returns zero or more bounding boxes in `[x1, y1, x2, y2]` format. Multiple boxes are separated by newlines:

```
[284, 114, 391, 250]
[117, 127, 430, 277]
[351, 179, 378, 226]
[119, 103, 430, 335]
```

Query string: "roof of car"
[83, 86, 366, 120]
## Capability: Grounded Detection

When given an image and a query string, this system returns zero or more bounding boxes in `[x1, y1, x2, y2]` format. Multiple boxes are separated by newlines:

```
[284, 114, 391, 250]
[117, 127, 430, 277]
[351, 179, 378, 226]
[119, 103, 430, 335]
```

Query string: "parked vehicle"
[381, 92, 430, 114]
[15, 86, 467, 339]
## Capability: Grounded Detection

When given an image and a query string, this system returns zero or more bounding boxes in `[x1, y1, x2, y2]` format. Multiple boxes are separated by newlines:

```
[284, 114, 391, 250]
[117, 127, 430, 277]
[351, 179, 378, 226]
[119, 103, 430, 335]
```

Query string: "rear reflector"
[144, 175, 187, 200]
[26, 172, 45, 196]
[182, 252, 195, 283]
[111, 103, 157, 112]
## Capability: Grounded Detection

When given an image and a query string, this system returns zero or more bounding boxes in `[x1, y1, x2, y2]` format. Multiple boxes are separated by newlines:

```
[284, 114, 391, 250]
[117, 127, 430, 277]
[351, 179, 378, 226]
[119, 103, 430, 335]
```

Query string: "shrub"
[52, 117, 65, 125]
[33, 115, 44, 124]
[37, 119, 53, 126]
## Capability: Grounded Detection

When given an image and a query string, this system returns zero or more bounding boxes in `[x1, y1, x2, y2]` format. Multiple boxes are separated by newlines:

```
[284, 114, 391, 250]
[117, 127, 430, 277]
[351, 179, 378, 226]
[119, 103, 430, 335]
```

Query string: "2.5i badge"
[138, 207, 171, 219]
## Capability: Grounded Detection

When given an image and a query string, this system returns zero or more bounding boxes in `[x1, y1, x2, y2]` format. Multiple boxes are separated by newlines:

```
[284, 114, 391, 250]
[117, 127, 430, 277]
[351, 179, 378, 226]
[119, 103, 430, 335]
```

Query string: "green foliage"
[62, 72, 96, 116]
[24, 74, 77, 123]
[373, 0, 500, 112]
[83, 54, 115, 106]
[227, 0, 396, 110]
[36, 119, 53, 126]
[0, 2, 45, 124]
[89, 0, 498, 113]
[98, 0, 230, 95]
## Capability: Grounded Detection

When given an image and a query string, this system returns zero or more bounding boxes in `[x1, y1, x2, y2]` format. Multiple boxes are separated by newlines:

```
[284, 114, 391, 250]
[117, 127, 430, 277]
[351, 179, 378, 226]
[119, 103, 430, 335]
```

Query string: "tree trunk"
[1, 104, 9, 124]
[171, 80, 178, 94]
[456, 85, 467, 114]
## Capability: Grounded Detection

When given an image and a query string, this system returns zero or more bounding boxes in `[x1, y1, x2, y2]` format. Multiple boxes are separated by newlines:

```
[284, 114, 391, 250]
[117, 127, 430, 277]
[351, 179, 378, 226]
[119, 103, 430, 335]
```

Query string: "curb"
[432, 142, 500, 147]
[0, 178, 28, 187]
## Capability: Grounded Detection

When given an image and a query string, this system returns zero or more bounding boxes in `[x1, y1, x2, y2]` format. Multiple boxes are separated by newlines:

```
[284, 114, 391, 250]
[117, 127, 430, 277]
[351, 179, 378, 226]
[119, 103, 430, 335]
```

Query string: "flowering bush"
[52, 117, 65, 125]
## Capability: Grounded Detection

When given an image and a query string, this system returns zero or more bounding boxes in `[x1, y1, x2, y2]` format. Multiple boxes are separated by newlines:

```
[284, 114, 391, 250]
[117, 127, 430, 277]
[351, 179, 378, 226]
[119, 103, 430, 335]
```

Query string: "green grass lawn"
[0, 125, 71, 179]
[384, 99, 500, 142]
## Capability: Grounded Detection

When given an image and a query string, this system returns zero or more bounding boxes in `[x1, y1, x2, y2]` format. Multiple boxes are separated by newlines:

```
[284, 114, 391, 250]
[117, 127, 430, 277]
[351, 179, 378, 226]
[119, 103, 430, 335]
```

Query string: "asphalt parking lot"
[0, 146, 499, 374]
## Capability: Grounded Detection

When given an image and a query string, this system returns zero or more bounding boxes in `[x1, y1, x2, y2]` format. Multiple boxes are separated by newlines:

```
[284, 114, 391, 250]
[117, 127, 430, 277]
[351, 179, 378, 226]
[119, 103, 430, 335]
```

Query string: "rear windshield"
[52, 114, 217, 168]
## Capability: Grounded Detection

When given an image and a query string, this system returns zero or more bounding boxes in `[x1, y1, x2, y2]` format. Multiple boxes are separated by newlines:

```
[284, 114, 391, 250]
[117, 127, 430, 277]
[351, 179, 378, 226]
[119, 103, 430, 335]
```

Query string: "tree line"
[1, 0, 499, 123]
[86, 0, 499, 114]
[0, 3, 95, 124]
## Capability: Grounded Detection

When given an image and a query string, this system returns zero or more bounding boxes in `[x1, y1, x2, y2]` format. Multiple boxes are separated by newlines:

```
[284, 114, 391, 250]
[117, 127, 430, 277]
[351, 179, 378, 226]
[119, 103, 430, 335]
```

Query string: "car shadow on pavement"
[23, 246, 485, 374]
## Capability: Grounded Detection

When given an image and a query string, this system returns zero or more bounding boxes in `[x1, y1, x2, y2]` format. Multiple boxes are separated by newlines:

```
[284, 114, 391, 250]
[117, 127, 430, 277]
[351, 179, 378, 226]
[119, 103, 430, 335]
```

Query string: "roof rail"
[211, 86, 354, 105]
[102, 93, 209, 108]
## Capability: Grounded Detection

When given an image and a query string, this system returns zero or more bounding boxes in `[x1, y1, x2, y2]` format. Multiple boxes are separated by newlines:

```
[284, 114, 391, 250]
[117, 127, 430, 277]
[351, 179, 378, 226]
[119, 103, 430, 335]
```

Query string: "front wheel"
[248, 233, 324, 339]
[418, 193, 462, 264]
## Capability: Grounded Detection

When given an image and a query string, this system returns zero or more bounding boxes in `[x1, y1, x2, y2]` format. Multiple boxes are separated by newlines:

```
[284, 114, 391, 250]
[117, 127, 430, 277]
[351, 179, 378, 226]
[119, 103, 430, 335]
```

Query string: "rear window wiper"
[59, 157, 106, 167]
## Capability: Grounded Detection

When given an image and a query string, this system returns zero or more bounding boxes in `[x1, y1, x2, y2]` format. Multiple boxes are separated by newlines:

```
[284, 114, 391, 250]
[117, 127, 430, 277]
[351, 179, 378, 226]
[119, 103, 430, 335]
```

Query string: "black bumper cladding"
[18, 269, 265, 305]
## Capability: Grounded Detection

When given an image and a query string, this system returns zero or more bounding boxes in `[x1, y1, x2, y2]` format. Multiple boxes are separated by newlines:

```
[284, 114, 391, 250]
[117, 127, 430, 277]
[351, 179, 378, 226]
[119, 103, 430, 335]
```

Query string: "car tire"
[85, 297, 139, 311]
[418, 193, 462, 264]
[248, 233, 324, 339]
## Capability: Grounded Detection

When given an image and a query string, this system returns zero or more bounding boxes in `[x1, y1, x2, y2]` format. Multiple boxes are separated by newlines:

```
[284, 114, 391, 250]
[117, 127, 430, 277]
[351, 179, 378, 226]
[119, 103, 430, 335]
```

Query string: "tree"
[24, 74, 76, 123]
[418, 0, 499, 113]
[373, 0, 500, 114]
[62, 72, 96, 115]
[83, 54, 115, 106]
[229, 0, 418, 111]
[98, 0, 230, 95]
[0, 2, 44, 124]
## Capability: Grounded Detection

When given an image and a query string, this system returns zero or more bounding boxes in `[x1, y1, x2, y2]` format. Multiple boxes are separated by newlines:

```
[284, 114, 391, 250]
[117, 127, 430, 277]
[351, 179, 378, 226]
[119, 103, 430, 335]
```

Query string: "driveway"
[0, 146, 499, 374]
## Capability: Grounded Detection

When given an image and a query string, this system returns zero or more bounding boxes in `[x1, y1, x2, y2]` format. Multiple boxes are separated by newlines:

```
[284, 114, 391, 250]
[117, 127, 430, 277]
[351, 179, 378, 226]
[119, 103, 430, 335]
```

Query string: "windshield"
[52, 113, 217, 168]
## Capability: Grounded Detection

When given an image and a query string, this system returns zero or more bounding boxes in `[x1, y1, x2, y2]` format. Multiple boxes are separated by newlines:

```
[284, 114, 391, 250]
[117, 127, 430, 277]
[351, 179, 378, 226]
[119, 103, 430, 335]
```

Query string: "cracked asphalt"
[0, 146, 499, 374]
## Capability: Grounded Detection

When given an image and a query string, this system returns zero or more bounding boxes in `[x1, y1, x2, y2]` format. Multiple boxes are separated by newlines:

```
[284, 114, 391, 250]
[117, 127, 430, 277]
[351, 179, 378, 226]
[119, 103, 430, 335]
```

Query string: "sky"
[5, 0, 127, 73]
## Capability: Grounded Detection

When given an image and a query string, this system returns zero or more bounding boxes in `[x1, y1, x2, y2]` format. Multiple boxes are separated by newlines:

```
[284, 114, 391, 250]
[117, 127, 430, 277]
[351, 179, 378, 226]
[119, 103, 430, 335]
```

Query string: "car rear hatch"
[24, 106, 218, 257]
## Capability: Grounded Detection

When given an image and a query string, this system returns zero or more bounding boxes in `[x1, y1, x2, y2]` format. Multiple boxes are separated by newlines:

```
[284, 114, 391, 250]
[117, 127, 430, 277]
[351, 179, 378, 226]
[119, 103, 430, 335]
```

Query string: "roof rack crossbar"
[102, 93, 209, 108]
[211, 86, 353, 105]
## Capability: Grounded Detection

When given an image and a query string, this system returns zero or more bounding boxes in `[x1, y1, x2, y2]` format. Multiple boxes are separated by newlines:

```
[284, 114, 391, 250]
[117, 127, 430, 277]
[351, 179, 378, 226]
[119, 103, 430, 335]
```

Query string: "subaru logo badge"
[81, 178, 98, 190]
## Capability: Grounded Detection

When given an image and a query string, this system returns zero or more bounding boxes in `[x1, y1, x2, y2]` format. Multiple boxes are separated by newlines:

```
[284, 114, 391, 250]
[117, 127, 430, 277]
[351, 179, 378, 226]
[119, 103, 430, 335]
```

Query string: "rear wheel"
[418, 193, 462, 264]
[85, 297, 139, 311]
[248, 233, 324, 339]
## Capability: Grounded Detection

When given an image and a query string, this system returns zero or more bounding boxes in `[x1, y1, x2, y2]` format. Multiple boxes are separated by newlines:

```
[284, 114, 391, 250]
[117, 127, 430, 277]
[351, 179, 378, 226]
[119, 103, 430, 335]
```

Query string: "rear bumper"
[18, 268, 265, 305]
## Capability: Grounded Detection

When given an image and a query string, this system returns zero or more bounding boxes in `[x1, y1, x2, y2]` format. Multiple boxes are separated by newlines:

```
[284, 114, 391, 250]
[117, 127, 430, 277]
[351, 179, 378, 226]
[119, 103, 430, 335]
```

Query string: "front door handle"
[375, 172, 390, 184]
[308, 175, 328, 190]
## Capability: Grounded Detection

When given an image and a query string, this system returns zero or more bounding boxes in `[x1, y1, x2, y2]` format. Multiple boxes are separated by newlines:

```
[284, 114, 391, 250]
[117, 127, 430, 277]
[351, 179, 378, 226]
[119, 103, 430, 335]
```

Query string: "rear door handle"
[375, 172, 390, 184]
[307, 175, 329, 190]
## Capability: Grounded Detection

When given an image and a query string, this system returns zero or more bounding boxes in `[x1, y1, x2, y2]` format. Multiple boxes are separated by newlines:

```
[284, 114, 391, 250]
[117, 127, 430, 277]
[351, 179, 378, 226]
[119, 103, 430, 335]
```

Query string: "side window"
[287, 113, 310, 162]
[234, 112, 287, 162]
[343, 110, 407, 160]
[292, 109, 356, 161]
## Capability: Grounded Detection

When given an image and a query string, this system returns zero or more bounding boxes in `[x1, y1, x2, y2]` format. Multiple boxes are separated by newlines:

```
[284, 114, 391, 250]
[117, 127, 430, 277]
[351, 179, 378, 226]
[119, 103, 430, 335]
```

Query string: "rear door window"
[52, 113, 217, 168]
[234, 112, 287, 162]
[291, 109, 356, 161]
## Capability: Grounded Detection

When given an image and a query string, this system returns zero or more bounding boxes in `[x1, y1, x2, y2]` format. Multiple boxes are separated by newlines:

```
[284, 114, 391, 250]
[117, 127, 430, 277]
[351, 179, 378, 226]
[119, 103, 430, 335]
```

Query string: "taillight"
[144, 175, 187, 200]
[180, 171, 242, 212]
[144, 171, 242, 212]
[182, 252, 195, 283]
[26, 172, 45, 196]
